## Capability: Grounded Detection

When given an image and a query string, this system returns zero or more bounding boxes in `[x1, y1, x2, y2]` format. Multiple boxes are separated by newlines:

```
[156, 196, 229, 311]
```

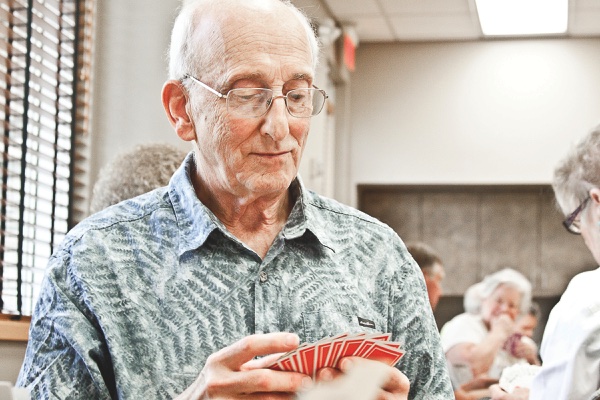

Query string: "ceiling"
[291, 0, 600, 43]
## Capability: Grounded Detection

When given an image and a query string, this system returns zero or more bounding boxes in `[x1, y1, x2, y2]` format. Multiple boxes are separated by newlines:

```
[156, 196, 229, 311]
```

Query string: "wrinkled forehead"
[190, 3, 314, 79]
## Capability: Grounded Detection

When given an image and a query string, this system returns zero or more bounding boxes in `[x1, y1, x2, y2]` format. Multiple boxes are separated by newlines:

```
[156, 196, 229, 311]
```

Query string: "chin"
[245, 174, 294, 194]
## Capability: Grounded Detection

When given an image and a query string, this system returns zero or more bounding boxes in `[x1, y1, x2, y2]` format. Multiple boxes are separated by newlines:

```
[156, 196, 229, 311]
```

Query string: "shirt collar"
[169, 153, 336, 256]
[284, 176, 337, 253]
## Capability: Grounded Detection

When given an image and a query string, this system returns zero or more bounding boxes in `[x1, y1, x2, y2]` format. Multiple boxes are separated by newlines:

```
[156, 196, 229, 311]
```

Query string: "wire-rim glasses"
[563, 196, 590, 235]
[184, 75, 328, 118]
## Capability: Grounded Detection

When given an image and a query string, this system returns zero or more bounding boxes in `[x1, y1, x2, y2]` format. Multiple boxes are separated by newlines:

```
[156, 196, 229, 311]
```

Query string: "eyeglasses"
[563, 196, 590, 234]
[185, 75, 328, 118]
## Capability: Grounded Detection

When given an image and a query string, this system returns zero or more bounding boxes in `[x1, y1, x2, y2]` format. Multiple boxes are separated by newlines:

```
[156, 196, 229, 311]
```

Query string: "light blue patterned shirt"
[18, 154, 453, 399]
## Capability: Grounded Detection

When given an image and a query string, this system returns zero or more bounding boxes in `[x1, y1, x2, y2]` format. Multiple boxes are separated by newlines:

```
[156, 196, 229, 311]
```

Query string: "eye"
[287, 89, 310, 103]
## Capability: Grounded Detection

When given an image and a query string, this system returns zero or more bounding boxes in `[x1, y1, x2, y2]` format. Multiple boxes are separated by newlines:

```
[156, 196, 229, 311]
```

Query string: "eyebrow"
[224, 72, 312, 87]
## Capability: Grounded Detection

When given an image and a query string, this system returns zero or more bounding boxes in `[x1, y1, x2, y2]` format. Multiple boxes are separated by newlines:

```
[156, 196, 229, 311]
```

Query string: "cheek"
[290, 120, 310, 145]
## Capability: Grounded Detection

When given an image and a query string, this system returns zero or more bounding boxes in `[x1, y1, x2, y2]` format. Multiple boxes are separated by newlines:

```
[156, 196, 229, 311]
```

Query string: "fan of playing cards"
[268, 332, 404, 379]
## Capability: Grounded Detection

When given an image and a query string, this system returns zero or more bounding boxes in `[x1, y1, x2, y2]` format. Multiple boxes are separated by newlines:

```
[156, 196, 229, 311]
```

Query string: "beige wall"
[340, 38, 600, 206]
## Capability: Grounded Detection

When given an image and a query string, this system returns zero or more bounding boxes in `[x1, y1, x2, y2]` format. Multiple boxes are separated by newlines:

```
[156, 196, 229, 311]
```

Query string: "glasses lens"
[286, 88, 326, 118]
[227, 88, 271, 117]
[226, 87, 327, 118]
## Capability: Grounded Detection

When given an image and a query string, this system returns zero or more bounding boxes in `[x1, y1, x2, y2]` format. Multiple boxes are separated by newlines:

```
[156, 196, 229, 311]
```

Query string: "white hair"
[463, 282, 484, 314]
[552, 124, 600, 214]
[478, 268, 532, 315]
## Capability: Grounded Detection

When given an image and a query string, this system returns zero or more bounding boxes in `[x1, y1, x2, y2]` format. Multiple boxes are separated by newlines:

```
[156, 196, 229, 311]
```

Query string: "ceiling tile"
[571, 0, 600, 10]
[291, 0, 332, 20]
[390, 14, 481, 40]
[569, 10, 600, 35]
[352, 16, 396, 42]
[378, 0, 472, 14]
[322, 0, 380, 17]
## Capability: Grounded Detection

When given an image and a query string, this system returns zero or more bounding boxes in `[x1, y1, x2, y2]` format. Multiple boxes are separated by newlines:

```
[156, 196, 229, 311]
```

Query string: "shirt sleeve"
[440, 313, 486, 353]
[529, 274, 600, 400]
[389, 237, 454, 399]
[16, 247, 115, 399]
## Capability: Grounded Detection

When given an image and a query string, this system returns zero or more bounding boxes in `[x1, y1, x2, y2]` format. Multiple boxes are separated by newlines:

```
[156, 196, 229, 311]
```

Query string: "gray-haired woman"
[440, 268, 536, 386]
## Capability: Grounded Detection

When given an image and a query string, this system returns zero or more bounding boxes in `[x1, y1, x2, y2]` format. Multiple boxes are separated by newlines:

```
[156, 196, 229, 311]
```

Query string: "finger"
[215, 368, 312, 394]
[213, 332, 300, 369]
[315, 367, 343, 382]
[242, 353, 287, 370]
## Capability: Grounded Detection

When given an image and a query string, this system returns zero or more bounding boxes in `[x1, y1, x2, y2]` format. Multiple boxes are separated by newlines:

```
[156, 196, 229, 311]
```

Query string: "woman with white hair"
[491, 126, 600, 400]
[440, 268, 538, 386]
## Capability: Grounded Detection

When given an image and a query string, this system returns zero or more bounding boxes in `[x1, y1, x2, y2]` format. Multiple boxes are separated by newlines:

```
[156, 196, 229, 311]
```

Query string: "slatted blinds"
[0, 0, 94, 317]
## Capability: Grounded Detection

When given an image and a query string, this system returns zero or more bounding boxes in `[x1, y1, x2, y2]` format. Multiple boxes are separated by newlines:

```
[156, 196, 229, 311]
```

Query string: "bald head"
[168, 0, 319, 81]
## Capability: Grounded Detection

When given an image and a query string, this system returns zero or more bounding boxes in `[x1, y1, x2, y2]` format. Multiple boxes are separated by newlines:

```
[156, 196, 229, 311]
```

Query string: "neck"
[193, 174, 294, 259]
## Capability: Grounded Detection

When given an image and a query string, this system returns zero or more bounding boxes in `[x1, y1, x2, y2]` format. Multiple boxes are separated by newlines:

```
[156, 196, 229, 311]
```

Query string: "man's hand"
[315, 357, 410, 400]
[175, 332, 312, 399]
[489, 384, 529, 400]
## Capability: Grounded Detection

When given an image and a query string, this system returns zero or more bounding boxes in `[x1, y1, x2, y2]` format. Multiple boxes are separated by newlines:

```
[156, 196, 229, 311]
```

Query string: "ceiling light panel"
[476, 0, 568, 36]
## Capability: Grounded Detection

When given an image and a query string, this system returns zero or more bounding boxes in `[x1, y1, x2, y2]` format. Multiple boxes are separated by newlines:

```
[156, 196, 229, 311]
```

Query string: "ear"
[590, 187, 600, 205]
[162, 80, 196, 142]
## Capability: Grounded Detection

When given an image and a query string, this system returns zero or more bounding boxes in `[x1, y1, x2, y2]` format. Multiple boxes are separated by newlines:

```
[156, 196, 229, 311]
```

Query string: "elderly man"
[18, 0, 452, 398]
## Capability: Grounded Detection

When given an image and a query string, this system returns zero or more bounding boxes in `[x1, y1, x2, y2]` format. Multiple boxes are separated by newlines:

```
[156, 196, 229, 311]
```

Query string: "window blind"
[0, 0, 94, 317]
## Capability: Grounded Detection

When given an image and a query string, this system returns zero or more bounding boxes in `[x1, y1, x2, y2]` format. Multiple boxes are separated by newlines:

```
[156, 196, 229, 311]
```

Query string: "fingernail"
[320, 369, 333, 381]
[285, 334, 299, 347]
[302, 376, 313, 389]
[340, 358, 353, 371]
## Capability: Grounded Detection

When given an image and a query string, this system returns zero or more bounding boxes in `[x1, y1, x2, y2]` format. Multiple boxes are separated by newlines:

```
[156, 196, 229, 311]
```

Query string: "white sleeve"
[440, 313, 487, 353]
[529, 272, 600, 400]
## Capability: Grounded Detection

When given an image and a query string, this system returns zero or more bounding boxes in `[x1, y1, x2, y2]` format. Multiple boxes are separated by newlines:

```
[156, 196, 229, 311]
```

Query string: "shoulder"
[557, 268, 600, 314]
[63, 187, 174, 250]
[566, 267, 600, 291]
[304, 190, 397, 236]
[441, 313, 485, 336]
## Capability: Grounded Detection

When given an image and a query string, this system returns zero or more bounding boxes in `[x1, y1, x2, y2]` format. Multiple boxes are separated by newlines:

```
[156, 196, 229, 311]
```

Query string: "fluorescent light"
[476, 0, 568, 36]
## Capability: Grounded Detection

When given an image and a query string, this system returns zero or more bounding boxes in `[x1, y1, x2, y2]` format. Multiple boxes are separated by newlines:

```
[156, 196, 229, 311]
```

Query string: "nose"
[261, 95, 290, 141]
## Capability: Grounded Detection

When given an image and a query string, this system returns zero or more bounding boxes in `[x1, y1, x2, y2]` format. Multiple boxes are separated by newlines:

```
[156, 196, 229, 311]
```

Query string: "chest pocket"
[301, 309, 380, 344]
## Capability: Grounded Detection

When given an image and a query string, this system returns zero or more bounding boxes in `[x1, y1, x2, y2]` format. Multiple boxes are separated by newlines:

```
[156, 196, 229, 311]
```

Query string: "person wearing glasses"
[17, 0, 452, 399]
[490, 125, 600, 400]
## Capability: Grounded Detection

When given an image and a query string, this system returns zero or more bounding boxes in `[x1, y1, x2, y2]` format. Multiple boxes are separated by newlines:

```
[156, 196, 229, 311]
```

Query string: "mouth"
[253, 150, 290, 158]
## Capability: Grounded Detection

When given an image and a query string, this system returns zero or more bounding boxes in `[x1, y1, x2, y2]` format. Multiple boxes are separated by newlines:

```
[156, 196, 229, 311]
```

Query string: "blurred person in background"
[440, 268, 538, 386]
[406, 242, 445, 310]
[90, 142, 187, 213]
[491, 125, 600, 400]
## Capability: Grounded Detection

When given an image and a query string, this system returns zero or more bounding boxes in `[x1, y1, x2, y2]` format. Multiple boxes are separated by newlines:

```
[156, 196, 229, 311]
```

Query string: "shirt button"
[259, 271, 268, 283]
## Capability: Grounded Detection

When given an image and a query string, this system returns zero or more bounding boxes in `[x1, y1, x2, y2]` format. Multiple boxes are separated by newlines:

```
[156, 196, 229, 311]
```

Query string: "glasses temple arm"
[185, 75, 226, 98]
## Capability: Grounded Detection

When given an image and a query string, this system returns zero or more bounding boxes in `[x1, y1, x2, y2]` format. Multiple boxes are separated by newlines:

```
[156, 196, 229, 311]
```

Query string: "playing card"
[334, 334, 367, 367]
[276, 354, 297, 372]
[313, 337, 335, 378]
[268, 331, 404, 374]
[360, 341, 405, 366]
[324, 334, 350, 368]
[298, 344, 317, 376]
[352, 333, 394, 358]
